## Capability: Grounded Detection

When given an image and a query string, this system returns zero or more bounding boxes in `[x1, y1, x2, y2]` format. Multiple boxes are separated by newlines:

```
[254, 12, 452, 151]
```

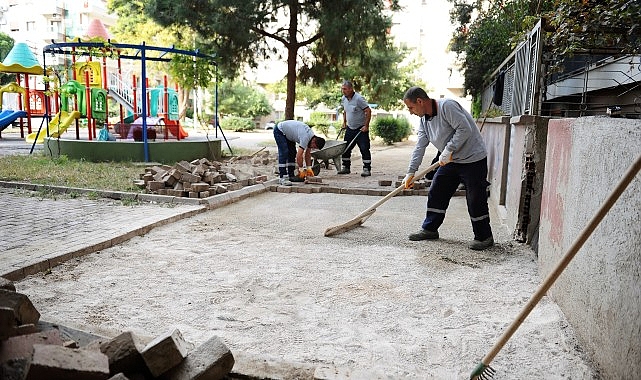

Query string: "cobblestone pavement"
[0, 187, 206, 280]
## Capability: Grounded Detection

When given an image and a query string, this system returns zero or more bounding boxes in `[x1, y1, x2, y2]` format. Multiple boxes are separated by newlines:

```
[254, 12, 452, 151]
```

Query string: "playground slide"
[164, 119, 189, 139]
[0, 110, 27, 132]
[25, 110, 82, 144]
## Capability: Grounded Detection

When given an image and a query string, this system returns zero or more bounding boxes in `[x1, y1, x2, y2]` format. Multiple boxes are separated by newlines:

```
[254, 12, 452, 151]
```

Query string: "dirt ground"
[13, 133, 597, 379]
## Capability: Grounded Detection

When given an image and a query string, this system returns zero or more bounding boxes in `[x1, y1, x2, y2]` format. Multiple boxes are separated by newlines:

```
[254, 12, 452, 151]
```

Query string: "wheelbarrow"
[311, 130, 361, 174]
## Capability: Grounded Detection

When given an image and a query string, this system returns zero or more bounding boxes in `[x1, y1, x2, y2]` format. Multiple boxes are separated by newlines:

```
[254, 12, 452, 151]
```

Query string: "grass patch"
[0, 154, 144, 193]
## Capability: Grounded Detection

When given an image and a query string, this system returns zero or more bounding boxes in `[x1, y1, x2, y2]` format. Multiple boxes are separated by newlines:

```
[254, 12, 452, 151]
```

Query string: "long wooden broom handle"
[352, 161, 441, 220]
[482, 153, 641, 366]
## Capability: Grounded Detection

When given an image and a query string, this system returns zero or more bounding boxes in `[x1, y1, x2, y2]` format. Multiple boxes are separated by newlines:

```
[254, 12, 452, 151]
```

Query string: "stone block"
[181, 172, 200, 183]
[296, 186, 313, 194]
[175, 161, 191, 173]
[141, 329, 190, 377]
[191, 183, 209, 192]
[146, 181, 164, 192]
[378, 180, 392, 186]
[0, 329, 63, 362]
[25, 344, 110, 380]
[98, 331, 148, 377]
[160, 336, 234, 380]
[0, 290, 40, 326]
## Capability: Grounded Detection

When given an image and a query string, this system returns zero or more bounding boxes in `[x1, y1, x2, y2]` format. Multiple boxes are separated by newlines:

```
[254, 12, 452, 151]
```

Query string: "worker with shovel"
[273, 120, 326, 186]
[401, 86, 494, 250]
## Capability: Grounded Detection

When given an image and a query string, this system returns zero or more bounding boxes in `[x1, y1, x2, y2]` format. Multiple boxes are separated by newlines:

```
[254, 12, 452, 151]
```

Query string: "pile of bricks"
[0, 277, 234, 379]
[137, 154, 272, 199]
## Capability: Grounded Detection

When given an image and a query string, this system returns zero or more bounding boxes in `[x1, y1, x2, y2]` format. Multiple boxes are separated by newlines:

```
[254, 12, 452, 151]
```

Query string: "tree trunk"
[284, 0, 299, 120]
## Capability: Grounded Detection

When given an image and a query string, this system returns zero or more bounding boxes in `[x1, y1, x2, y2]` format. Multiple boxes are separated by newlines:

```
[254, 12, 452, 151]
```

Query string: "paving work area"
[0, 129, 598, 379]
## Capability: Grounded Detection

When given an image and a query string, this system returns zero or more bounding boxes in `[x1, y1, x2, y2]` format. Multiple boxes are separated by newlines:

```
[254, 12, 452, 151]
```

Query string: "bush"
[306, 112, 333, 137]
[220, 116, 255, 132]
[371, 116, 412, 145]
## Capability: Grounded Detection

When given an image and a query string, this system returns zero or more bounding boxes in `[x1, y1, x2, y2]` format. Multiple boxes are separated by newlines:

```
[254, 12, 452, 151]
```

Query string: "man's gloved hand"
[306, 168, 315, 177]
[298, 168, 307, 179]
[439, 148, 453, 166]
[402, 172, 415, 189]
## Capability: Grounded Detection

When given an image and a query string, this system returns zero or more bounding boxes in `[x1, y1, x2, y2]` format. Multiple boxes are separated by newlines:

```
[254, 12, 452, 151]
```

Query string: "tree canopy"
[144, 0, 403, 119]
[448, 0, 640, 100]
[0, 32, 15, 85]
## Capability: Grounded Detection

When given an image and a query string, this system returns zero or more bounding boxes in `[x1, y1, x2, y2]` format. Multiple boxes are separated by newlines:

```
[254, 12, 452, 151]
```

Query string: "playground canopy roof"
[0, 42, 44, 75]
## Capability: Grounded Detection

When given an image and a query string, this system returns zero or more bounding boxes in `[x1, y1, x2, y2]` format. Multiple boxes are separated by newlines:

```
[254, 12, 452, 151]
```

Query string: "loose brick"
[141, 329, 190, 377]
[191, 183, 209, 192]
[0, 277, 15, 292]
[98, 331, 148, 377]
[378, 179, 392, 186]
[25, 344, 110, 380]
[181, 172, 200, 183]
[0, 329, 63, 362]
[161, 336, 234, 380]
[0, 290, 40, 326]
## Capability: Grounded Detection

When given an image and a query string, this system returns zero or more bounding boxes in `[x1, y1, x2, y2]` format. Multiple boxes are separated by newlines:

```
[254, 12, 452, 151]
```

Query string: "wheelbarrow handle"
[342, 129, 362, 153]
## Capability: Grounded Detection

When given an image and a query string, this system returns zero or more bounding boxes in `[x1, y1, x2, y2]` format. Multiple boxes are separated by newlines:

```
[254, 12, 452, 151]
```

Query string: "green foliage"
[306, 112, 334, 138]
[0, 154, 143, 192]
[448, 0, 639, 99]
[0, 33, 15, 85]
[220, 116, 255, 132]
[145, 0, 402, 119]
[215, 80, 273, 119]
[448, 0, 552, 98]
[544, 0, 641, 71]
[371, 116, 412, 145]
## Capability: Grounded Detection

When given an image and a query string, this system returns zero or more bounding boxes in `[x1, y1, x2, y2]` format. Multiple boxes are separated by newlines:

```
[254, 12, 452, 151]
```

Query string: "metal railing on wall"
[481, 20, 543, 117]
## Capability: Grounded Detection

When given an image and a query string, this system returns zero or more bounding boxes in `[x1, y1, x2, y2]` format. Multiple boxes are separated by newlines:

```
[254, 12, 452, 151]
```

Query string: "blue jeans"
[422, 157, 492, 241]
[273, 127, 297, 177]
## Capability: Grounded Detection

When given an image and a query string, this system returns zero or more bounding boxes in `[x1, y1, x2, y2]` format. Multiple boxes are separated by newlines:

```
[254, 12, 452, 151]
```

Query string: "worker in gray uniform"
[401, 86, 494, 250]
[273, 120, 326, 186]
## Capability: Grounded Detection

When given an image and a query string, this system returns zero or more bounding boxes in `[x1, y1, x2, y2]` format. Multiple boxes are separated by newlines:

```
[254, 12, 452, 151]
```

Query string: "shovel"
[324, 161, 441, 237]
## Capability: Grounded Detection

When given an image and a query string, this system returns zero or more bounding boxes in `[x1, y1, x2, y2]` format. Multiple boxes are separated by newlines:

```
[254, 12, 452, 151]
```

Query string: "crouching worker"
[273, 120, 326, 186]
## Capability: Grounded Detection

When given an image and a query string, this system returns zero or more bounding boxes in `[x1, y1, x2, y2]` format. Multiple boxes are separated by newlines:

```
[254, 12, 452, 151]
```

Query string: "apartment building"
[0, 0, 116, 66]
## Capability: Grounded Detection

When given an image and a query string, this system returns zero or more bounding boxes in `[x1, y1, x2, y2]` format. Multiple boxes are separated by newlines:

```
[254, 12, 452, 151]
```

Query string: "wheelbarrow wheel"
[312, 159, 321, 176]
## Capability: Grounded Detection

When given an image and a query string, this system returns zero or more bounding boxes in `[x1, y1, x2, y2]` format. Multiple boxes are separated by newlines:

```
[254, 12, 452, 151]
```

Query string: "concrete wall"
[480, 117, 510, 209]
[479, 115, 549, 243]
[538, 117, 641, 379]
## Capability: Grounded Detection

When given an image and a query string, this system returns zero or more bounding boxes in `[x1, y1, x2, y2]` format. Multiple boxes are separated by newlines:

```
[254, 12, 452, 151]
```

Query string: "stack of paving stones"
[137, 156, 270, 199]
[0, 277, 234, 380]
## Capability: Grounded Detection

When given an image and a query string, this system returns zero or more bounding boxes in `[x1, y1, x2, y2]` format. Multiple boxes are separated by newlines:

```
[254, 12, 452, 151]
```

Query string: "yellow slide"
[26, 110, 82, 144]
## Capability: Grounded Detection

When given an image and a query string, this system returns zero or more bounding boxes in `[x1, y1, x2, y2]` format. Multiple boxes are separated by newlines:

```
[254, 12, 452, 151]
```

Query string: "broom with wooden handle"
[470, 153, 641, 380]
[324, 161, 441, 237]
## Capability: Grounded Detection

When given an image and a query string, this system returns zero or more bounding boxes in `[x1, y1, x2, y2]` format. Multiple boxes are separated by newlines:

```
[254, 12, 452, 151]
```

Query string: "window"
[26, 21, 35, 31]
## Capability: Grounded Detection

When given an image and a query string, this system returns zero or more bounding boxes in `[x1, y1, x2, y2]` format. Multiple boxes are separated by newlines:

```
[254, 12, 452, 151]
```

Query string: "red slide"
[164, 119, 189, 139]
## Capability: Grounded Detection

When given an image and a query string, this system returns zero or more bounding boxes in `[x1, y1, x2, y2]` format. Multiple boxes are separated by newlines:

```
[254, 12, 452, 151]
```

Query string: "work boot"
[278, 177, 292, 186]
[469, 236, 494, 250]
[361, 168, 371, 177]
[289, 176, 304, 183]
[337, 167, 351, 174]
[408, 229, 439, 241]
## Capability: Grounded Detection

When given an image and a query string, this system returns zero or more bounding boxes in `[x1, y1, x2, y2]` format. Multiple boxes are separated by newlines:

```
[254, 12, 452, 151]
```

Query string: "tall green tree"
[0, 33, 15, 85]
[214, 80, 273, 118]
[145, 0, 401, 120]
